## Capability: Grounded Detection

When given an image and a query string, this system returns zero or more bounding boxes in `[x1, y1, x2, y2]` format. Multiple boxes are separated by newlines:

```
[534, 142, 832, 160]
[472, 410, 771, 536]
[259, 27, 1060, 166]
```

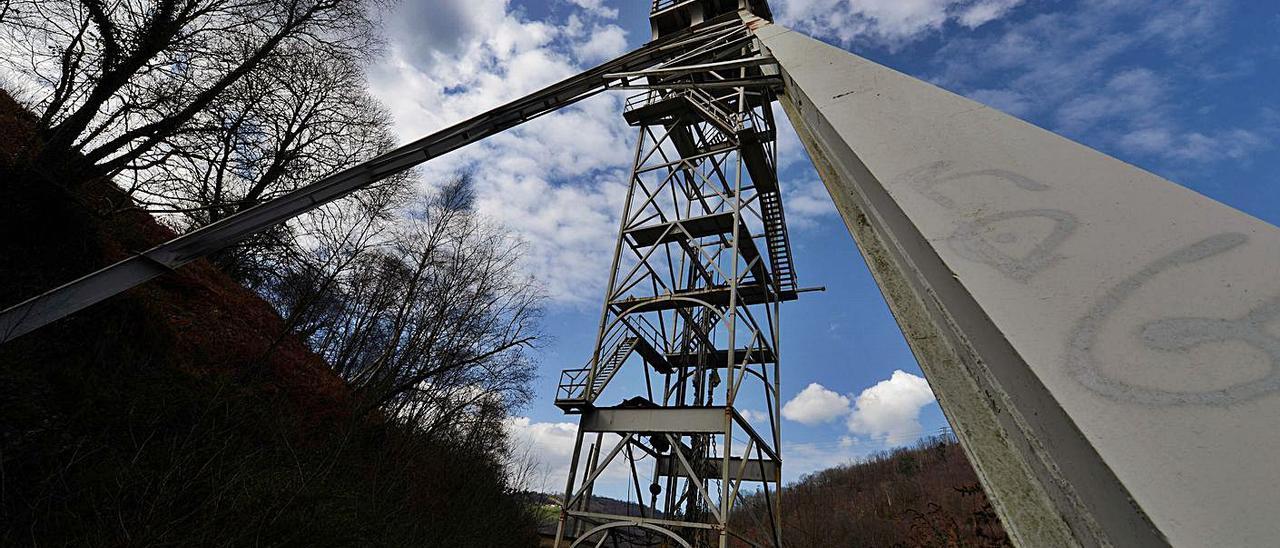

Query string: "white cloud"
[505, 416, 632, 493]
[573, 24, 629, 64]
[565, 0, 620, 19]
[367, 0, 639, 306]
[955, 0, 1023, 28]
[846, 370, 936, 440]
[505, 416, 580, 491]
[771, 102, 808, 169]
[782, 179, 838, 231]
[965, 88, 1032, 117]
[1119, 127, 1268, 164]
[773, 0, 1026, 48]
[931, 0, 1272, 167]
[1054, 68, 1165, 133]
[738, 408, 770, 424]
[782, 383, 851, 425]
[781, 436, 864, 480]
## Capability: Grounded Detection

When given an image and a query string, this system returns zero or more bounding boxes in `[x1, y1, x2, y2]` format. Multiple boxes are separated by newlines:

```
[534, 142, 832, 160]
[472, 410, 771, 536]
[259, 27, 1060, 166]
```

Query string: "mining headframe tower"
[4, 0, 1280, 546]
[550, 0, 798, 546]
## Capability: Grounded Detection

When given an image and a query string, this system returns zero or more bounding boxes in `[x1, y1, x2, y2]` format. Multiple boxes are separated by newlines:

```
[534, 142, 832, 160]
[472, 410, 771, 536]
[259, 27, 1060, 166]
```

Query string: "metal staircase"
[592, 336, 639, 396]
[760, 189, 797, 293]
[555, 319, 672, 412]
[556, 333, 637, 412]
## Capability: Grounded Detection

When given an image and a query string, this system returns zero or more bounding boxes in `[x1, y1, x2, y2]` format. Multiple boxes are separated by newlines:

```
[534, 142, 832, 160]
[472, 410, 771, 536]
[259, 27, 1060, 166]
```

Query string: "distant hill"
[530, 436, 1008, 547]
[734, 435, 1010, 547]
[522, 491, 657, 538]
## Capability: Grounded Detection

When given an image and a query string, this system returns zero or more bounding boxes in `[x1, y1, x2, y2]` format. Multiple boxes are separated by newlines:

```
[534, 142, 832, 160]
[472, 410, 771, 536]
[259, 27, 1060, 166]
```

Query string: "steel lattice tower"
[11, 0, 1268, 543]
[553, 2, 799, 546]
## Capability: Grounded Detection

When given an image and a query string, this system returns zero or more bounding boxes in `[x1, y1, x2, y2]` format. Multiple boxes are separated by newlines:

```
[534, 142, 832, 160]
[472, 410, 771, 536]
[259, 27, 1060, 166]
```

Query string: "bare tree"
[99, 41, 403, 280]
[0, 0, 382, 180]
[266, 176, 542, 424]
[122, 46, 394, 223]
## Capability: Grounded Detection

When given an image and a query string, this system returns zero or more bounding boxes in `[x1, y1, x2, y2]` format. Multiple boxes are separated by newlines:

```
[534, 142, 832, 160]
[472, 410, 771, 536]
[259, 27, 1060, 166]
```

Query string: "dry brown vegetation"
[0, 89, 541, 546]
[734, 436, 1010, 547]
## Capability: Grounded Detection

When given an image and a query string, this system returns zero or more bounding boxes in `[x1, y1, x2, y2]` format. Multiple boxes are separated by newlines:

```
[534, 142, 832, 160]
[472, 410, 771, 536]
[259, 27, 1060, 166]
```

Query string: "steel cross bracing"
[0, 16, 766, 344]
[551, 15, 797, 548]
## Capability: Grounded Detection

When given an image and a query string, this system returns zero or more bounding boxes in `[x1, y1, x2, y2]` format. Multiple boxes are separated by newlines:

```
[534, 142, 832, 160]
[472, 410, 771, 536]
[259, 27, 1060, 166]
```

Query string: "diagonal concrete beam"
[753, 19, 1280, 548]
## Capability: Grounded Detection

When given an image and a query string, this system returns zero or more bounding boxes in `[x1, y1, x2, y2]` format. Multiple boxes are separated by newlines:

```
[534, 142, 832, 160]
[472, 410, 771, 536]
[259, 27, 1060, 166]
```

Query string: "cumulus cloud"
[930, 0, 1272, 166]
[846, 370, 936, 440]
[782, 383, 851, 425]
[506, 416, 632, 492]
[505, 416, 579, 491]
[572, 24, 629, 64]
[738, 408, 770, 424]
[367, 0, 640, 306]
[782, 179, 838, 231]
[565, 0, 619, 19]
[773, 0, 1025, 48]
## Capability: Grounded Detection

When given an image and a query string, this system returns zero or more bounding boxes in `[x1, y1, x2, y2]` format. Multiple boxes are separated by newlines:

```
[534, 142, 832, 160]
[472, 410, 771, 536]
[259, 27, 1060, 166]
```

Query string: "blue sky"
[363, 0, 1280, 491]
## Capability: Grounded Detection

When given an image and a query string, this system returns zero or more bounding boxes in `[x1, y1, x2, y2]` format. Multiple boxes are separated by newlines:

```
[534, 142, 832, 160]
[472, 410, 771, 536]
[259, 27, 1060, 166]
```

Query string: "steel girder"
[0, 18, 755, 344]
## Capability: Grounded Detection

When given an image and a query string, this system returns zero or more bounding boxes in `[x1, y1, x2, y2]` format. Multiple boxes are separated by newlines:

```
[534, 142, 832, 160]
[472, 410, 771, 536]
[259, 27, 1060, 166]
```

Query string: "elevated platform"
[649, 0, 773, 39]
[655, 454, 778, 482]
[664, 346, 775, 367]
[581, 405, 730, 433]
[632, 334, 674, 373]
[610, 283, 796, 313]
[554, 334, 673, 413]
[626, 211, 738, 246]
[624, 211, 770, 285]
[624, 91, 737, 135]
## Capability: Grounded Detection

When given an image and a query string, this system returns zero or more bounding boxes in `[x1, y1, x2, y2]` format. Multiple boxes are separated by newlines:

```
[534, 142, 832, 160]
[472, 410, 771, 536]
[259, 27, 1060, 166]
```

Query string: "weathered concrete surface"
[755, 20, 1280, 548]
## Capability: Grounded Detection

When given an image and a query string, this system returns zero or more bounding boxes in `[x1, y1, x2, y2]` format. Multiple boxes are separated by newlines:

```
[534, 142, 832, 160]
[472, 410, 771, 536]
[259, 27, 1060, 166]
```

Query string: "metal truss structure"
[8, 0, 1279, 545]
[0, 15, 760, 344]
[551, 9, 797, 547]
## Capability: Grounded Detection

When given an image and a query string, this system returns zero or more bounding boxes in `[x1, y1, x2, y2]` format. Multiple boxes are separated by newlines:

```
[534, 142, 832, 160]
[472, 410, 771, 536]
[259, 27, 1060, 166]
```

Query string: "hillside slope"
[0, 90, 538, 546]
[736, 436, 1010, 547]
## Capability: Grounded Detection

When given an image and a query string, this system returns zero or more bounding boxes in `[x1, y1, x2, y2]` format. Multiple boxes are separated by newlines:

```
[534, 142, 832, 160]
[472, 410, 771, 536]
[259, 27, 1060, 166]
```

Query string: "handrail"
[622, 87, 740, 134]
[557, 368, 591, 401]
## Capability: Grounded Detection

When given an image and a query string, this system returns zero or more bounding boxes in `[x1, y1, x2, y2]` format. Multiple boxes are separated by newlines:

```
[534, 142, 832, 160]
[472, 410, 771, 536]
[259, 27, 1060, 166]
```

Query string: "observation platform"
[624, 91, 780, 196]
[654, 454, 778, 482]
[624, 211, 770, 284]
[663, 346, 775, 367]
[610, 283, 796, 313]
[649, 0, 773, 38]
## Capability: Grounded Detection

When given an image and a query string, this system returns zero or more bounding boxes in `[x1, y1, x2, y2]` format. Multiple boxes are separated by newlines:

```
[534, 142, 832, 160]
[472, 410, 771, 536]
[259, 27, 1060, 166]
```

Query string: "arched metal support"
[569, 520, 692, 548]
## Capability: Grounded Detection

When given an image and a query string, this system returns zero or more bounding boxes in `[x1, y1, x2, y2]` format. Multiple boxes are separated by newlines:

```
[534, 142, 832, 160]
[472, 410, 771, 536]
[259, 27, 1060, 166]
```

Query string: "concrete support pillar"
[754, 19, 1280, 547]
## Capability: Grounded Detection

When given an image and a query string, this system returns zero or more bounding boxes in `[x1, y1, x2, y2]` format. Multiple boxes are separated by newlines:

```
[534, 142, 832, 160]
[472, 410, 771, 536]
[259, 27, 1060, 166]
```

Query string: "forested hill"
[0, 84, 541, 545]
[733, 436, 1010, 547]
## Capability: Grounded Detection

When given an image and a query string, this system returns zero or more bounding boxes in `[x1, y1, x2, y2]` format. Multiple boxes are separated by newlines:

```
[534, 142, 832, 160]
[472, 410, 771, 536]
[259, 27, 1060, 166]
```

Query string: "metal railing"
[623, 88, 740, 133]
[557, 368, 591, 401]
[650, 0, 691, 15]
